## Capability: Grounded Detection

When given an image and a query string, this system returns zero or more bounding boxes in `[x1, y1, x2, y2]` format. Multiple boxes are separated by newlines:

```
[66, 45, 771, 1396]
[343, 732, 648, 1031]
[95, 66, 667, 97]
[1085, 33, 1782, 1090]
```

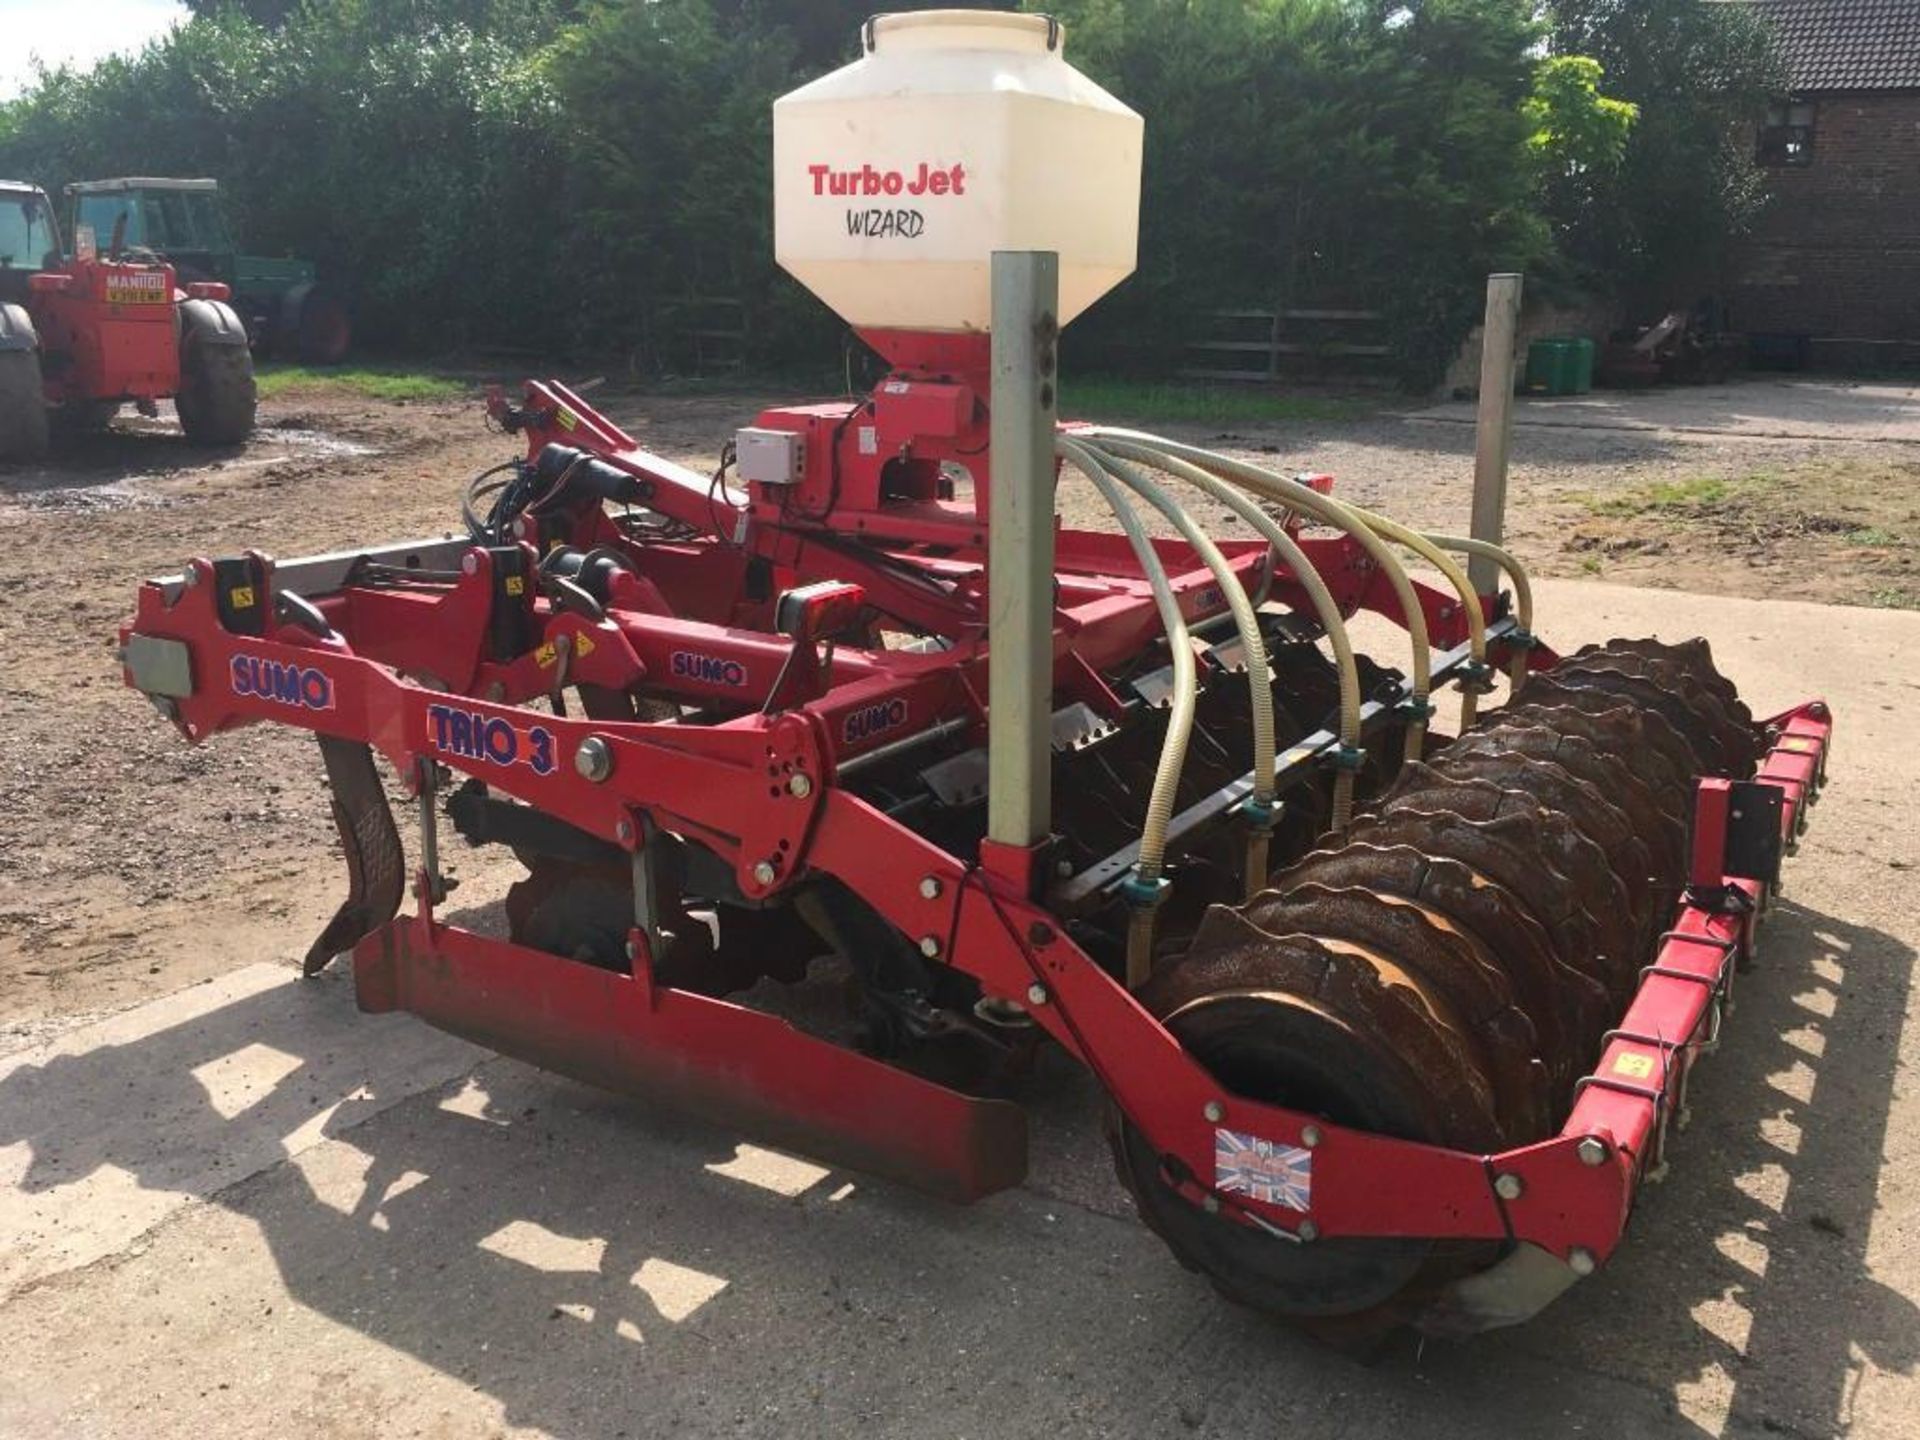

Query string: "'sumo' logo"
[670, 650, 749, 688]
[843, 697, 909, 744]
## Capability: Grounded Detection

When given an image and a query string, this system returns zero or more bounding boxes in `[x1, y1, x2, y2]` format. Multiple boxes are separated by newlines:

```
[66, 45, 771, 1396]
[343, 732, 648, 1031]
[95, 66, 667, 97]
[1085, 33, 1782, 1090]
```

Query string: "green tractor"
[66, 177, 350, 365]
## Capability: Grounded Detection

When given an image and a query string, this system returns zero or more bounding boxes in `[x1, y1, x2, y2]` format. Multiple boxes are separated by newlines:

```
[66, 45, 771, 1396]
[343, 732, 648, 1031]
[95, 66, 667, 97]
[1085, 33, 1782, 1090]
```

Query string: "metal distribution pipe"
[1089, 439, 1365, 837]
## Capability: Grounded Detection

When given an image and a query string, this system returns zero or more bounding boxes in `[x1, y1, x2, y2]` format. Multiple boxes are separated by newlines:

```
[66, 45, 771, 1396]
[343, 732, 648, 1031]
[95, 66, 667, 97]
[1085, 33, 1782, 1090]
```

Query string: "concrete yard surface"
[0, 578, 1915, 1440]
[1410, 377, 1920, 444]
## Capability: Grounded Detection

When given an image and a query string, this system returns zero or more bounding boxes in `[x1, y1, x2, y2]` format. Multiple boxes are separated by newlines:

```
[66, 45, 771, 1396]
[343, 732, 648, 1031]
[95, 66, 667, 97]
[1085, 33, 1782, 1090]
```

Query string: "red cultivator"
[116, 354, 1831, 1337]
[115, 10, 1831, 1341]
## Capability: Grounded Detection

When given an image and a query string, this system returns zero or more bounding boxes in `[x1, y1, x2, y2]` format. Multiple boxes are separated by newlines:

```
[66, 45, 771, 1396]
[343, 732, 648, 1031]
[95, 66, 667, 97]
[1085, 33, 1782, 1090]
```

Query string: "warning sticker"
[1214, 1128, 1312, 1211]
[1612, 1052, 1656, 1079]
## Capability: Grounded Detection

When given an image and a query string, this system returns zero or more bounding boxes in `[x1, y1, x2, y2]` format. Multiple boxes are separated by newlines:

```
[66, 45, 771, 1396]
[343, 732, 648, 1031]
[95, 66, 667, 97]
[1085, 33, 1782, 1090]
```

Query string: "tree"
[1539, 0, 1784, 312]
[1047, 0, 1549, 386]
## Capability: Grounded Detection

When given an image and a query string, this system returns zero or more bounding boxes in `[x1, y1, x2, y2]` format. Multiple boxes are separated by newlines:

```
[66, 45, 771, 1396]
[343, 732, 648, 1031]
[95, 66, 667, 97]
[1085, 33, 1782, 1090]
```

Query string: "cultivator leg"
[304, 737, 405, 977]
[1116, 638, 1813, 1333]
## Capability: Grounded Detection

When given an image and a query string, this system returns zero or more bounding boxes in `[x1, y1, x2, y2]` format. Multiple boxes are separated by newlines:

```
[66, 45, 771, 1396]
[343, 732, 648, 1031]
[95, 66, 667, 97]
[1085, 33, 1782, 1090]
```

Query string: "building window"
[1759, 100, 1816, 166]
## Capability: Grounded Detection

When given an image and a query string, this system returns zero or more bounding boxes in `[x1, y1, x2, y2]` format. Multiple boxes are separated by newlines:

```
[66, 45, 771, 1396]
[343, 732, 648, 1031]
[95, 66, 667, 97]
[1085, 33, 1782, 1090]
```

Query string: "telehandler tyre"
[176, 325, 256, 446]
[0, 347, 50, 462]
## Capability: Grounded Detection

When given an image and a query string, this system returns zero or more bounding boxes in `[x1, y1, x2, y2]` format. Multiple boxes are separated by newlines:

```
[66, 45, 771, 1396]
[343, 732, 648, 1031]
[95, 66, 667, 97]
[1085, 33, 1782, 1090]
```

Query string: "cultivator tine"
[303, 736, 405, 977]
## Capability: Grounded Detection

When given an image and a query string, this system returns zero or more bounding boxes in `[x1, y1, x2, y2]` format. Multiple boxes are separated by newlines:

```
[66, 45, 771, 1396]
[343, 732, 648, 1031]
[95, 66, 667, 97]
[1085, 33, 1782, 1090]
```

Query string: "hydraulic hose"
[1092, 430, 1432, 765]
[1091, 439, 1364, 837]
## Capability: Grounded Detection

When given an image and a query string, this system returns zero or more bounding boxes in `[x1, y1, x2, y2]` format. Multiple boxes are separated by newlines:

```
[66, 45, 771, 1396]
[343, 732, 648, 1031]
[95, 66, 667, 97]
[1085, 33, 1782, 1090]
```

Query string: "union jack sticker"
[1214, 1127, 1313, 1211]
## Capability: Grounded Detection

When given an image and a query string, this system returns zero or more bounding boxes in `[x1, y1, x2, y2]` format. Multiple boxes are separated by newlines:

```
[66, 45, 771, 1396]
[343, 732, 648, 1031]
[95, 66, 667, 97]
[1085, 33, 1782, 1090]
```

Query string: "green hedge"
[0, 0, 1776, 388]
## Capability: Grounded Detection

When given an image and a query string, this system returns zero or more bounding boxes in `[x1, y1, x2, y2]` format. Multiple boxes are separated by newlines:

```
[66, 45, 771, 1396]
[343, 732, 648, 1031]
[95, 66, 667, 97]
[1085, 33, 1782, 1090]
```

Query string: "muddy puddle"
[0, 417, 380, 515]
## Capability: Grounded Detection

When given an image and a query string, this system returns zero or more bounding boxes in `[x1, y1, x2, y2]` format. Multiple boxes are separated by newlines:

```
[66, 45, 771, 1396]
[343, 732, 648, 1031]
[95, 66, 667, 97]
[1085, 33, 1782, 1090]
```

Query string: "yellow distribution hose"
[1086, 444, 1290, 900]
[1093, 429, 1433, 764]
[1343, 504, 1490, 729]
[1090, 439, 1365, 838]
[1059, 437, 1196, 988]
[1057, 438, 1195, 886]
[1418, 533, 1537, 689]
[1090, 447, 1279, 812]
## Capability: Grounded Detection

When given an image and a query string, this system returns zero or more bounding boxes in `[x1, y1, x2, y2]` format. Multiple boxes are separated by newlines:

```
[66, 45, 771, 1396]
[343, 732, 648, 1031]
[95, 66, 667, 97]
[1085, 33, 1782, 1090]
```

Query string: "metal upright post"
[986, 250, 1059, 851]
[1469, 272, 1524, 595]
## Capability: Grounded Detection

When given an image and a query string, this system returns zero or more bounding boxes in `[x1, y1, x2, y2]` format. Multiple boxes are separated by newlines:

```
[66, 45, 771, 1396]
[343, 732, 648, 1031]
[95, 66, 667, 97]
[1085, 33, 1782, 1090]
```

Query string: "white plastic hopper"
[773, 10, 1143, 335]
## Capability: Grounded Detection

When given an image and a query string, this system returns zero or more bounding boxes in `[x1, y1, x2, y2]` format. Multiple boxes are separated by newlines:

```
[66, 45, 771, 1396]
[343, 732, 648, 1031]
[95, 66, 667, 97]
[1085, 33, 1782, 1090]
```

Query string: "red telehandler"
[0, 179, 254, 461]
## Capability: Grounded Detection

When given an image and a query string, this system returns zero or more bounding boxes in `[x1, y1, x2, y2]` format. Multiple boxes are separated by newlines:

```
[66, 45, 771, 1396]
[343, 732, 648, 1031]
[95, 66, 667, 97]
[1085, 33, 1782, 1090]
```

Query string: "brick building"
[1730, 0, 1920, 367]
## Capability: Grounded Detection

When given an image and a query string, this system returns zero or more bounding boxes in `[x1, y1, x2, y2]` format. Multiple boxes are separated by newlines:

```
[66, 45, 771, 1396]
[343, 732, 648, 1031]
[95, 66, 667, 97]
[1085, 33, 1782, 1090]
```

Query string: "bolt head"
[1300, 1124, 1321, 1148]
[1296, 1220, 1319, 1243]
[1567, 1247, 1597, 1277]
[788, 772, 813, 799]
[574, 736, 613, 783]
[1026, 983, 1049, 1006]
[919, 935, 941, 958]
[615, 819, 634, 844]
[752, 860, 777, 887]
[919, 876, 942, 900]
[1055, 859, 1075, 878]
[1202, 1100, 1225, 1124]
[1493, 1172, 1524, 1201]
[1576, 1136, 1609, 1167]
[1201, 1194, 1220, 1215]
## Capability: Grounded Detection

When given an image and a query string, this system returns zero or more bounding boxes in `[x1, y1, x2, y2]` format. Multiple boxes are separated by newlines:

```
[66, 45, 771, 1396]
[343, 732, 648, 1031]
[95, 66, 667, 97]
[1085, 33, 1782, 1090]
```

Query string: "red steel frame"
[120, 372, 1834, 1282]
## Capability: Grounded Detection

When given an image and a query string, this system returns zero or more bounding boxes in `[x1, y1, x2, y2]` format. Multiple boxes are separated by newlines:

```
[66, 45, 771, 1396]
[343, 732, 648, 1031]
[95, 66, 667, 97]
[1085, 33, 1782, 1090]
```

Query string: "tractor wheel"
[296, 291, 352, 366]
[176, 336, 257, 446]
[0, 348, 49, 462]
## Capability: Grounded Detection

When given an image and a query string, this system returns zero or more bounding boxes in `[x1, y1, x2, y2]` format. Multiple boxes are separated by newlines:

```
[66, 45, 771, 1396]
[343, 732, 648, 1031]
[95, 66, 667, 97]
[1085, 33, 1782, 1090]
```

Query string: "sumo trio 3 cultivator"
[117, 11, 1832, 1340]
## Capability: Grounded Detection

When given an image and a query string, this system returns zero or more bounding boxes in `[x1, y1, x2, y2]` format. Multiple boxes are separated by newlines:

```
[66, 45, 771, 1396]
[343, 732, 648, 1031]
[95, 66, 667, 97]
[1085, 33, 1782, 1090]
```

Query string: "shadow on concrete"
[1470, 897, 1920, 1435]
[0, 892, 1910, 1436]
